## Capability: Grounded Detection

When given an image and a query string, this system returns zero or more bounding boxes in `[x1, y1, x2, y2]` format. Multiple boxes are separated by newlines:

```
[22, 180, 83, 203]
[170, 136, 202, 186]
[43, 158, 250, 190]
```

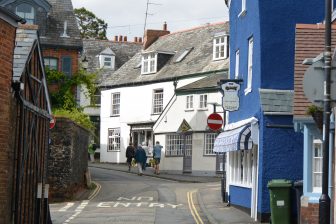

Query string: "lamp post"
[319, 0, 332, 223]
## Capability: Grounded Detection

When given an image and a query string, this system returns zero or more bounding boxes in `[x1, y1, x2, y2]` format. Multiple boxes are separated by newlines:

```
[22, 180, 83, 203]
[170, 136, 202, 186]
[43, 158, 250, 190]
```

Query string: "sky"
[72, 0, 229, 40]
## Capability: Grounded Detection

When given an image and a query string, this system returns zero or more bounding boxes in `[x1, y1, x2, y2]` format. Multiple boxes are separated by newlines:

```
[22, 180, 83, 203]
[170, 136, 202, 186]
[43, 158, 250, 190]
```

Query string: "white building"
[100, 22, 230, 174]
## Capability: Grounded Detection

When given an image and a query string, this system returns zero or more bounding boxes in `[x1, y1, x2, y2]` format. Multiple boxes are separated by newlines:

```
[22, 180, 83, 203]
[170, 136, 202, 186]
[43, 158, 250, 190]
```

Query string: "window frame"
[238, 0, 247, 17]
[99, 55, 115, 69]
[186, 95, 194, 110]
[245, 37, 253, 95]
[107, 128, 121, 152]
[61, 56, 72, 77]
[229, 148, 255, 188]
[44, 57, 58, 70]
[199, 94, 208, 109]
[141, 52, 157, 74]
[152, 89, 163, 114]
[235, 50, 240, 79]
[16, 3, 35, 24]
[204, 133, 217, 156]
[213, 35, 229, 61]
[312, 138, 323, 193]
[166, 134, 192, 157]
[111, 92, 120, 116]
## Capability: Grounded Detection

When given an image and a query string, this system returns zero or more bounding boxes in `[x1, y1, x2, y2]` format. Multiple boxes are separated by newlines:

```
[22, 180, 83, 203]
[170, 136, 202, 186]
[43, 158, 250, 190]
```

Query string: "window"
[141, 53, 157, 74]
[238, 0, 247, 17]
[229, 148, 255, 187]
[61, 56, 72, 76]
[111, 93, 120, 116]
[91, 89, 101, 106]
[199, 94, 207, 109]
[44, 57, 58, 70]
[186, 95, 194, 110]
[153, 89, 163, 114]
[16, 3, 35, 24]
[175, 47, 193, 63]
[246, 37, 253, 94]
[312, 139, 323, 193]
[166, 134, 192, 156]
[99, 55, 115, 69]
[204, 133, 217, 155]
[107, 128, 120, 151]
[213, 34, 228, 60]
[235, 50, 240, 78]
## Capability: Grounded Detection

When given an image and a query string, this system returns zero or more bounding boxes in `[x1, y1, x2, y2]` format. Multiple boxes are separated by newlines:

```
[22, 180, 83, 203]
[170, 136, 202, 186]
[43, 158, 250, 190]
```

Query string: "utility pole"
[143, 0, 161, 38]
[319, 0, 332, 223]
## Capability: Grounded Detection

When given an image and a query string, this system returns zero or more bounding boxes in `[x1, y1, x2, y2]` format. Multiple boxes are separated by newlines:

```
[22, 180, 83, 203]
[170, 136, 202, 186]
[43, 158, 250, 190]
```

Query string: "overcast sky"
[72, 0, 229, 40]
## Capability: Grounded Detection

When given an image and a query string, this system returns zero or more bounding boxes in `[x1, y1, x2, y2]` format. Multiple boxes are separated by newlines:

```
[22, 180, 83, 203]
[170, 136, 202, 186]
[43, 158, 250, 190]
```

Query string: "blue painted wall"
[229, 185, 252, 209]
[227, 0, 325, 217]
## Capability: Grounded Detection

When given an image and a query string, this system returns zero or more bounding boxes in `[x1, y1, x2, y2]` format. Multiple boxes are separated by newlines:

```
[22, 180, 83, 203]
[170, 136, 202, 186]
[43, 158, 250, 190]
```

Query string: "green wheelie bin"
[267, 179, 292, 224]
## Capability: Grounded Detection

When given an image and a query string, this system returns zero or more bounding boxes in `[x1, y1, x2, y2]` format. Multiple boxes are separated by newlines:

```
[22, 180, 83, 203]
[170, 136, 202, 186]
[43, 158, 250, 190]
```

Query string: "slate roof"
[259, 89, 293, 114]
[13, 26, 39, 82]
[176, 71, 228, 93]
[83, 39, 142, 84]
[294, 24, 336, 118]
[0, 6, 25, 24]
[101, 22, 229, 88]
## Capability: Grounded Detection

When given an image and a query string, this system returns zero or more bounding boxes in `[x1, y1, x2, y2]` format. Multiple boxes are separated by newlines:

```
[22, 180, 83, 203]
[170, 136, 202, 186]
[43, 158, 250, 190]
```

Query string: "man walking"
[125, 142, 135, 171]
[153, 141, 163, 175]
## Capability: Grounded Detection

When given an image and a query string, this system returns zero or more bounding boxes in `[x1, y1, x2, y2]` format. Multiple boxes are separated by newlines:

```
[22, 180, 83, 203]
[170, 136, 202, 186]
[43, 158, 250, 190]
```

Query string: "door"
[216, 152, 224, 173]
[183, 134, 192, 173]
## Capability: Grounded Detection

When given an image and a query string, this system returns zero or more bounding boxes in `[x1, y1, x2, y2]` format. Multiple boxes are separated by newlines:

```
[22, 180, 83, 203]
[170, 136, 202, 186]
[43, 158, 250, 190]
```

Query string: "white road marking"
[96, 201, 182, 208]
[59, 203, 75, 212]
[63, 200, 89, 224]
[206, 184, 221, 187]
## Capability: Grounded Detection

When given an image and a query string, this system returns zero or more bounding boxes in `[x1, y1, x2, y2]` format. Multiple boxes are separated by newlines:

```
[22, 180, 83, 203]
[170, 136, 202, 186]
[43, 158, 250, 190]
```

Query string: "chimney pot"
[139, 37, 143, 43]
[119, 35, 123, 42]
[124, 36, 127, 42]
[163, 22, 167, 31]
[134, 37, 138, 42]
[114, 36, 118, 41]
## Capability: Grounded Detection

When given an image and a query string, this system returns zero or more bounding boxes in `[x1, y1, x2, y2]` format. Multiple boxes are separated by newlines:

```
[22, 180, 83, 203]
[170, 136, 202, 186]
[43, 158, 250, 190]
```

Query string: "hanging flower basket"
[306, 105, 323, 131]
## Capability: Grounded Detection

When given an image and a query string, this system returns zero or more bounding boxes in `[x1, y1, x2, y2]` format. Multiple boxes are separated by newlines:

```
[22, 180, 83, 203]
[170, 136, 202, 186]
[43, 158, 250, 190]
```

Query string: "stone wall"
[48, 117, 89, 200]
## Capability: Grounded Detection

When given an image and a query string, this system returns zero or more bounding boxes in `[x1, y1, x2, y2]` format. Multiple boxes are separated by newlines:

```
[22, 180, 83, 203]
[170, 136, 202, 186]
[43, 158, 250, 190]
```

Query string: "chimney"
[114, 36, 118, 42]
[134, 37, 138, 42]
[124, 36, 127, 42]
[143, 22, 170, 49]
[138, 37, 142, 43]
[119, 35, 123, 42]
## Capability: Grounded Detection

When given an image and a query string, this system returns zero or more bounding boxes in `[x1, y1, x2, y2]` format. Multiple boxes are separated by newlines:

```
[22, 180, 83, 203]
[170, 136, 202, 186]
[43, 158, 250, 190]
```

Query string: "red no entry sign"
[207, 113, 223, 131]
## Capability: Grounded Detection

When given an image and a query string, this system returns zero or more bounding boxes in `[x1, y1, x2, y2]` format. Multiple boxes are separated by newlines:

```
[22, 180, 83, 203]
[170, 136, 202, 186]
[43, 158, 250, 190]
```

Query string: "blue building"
[214, 0, 326, 221]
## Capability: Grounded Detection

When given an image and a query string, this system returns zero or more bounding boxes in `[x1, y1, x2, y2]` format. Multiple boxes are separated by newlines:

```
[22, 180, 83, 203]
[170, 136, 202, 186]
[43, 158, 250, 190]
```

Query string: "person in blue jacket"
[135, 144, 147, 175]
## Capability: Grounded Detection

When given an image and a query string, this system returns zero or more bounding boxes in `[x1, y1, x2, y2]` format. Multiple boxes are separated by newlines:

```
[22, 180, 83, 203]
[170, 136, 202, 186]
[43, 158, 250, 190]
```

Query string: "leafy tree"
[74, 7, 108, 40]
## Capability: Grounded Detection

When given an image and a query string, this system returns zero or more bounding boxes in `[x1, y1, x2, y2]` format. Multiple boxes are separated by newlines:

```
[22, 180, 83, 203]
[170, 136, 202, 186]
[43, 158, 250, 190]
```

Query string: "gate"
[182, 134, 192, 173]
[12, 39, 51, 223]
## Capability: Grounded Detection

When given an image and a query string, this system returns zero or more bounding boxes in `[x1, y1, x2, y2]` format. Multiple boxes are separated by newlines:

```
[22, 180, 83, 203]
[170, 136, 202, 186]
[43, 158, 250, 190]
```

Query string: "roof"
[0, 6, 25, 25]
[259, 89, 293, 114]
[294, 24, 336, 118]
[176, 72, 228, 93]
[101, 22, 230, 88]
[13, 25, 39, 82]
[83, 39, 142, 84]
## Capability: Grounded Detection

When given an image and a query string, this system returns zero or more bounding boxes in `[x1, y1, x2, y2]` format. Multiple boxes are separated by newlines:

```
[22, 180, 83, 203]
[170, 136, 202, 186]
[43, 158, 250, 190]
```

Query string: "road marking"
[88, 181, 101, 200]
[117, 196, 153, 201]
[187, 191, 204, 224]
[206, 184, 221, 187]
[96, 201, 182, 208]
[63, 200, 89, 224]
[59, 203, 75, 212]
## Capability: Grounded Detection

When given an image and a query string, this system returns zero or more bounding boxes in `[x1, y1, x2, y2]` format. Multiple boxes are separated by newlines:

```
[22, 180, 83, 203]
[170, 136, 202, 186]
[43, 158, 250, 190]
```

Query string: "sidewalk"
[89, 162, 259, 224]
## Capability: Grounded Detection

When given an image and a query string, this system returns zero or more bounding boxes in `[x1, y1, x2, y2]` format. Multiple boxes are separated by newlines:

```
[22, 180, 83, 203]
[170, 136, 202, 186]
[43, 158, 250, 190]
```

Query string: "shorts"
[154, 158, 160, 165]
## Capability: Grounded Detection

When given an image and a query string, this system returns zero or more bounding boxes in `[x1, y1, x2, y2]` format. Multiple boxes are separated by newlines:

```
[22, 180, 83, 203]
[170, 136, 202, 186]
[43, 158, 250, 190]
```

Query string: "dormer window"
[16, 3, 35, 24]
[98, 48, 115, 69]
[213, 33, 229, 60]
[141, 52, 157, 74]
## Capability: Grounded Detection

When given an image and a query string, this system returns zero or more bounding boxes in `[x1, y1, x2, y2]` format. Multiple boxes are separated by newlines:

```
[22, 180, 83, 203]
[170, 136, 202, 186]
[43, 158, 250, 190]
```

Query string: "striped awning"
[213, 125, 253, 152]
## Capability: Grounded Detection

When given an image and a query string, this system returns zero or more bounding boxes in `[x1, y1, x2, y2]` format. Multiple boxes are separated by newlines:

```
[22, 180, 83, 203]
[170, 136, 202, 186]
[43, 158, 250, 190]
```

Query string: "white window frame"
[312, 139, 323, 193]
[107, 128, 120, 151]
[111, 92, 120, 116]
[238, 0, 247, 17]
[99, 55, 115, 69]
[229, 148, 255, 187]
[186, 95, 194, 110]
[141, 52, 157, 74]
[235, 50, 240, 79]
[16, 3, 35, 24]
[152, 89, 163, 114]
[213, 35, 228, 60]
[166, 134, 192, 157]
[245, 37, 253, 95]
[204, 133, 217, 155]
[199, 94, 208, 109]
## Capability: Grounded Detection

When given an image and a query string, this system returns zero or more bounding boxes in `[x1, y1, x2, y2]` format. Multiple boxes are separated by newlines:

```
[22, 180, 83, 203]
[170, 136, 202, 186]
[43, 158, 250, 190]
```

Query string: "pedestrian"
[125, 142, 135, 172]
[153, 141, 163, 175]
[135, 143, 147, 176]
[142, 142, 149, 170]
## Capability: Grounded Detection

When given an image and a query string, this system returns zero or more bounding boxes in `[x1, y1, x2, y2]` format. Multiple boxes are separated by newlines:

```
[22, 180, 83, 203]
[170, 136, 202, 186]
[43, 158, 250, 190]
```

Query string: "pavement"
[88, 161, 260, 224]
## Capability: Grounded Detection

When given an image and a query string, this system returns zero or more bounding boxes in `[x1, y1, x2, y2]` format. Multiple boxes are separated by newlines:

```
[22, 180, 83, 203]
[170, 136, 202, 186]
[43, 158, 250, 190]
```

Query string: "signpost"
[207, 113, 223, 131]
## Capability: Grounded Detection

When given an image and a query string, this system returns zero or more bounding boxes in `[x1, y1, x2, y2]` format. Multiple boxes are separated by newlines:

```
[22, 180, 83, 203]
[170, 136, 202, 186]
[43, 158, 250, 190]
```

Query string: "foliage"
[306, 105, 323, 115]
[46, 68, 97, 131]
[74, 7, 108, 40]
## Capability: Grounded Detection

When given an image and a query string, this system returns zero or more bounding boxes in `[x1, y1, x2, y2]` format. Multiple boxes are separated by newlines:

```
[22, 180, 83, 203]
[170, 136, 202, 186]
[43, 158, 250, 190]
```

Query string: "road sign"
[50, 115, 56, 129]
[177, 119, 192, 133]
[207, 113, 223, 131]
[221, 82, 240, 111]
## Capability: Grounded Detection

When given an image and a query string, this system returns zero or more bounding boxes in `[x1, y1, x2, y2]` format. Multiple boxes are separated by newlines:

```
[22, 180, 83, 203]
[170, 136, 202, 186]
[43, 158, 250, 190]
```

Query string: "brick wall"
[42, 48, 79, 75]
[48, 117, 89, 201]
[301, 202, 319, 224]
[0, 19, 16, 224]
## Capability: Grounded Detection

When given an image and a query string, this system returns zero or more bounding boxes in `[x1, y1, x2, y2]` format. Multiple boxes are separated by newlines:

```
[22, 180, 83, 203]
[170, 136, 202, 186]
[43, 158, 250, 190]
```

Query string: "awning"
[213, 125, 253, 153]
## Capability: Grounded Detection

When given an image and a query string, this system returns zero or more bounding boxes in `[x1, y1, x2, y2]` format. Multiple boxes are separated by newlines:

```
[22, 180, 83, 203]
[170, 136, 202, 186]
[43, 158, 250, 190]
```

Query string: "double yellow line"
[187, 190, 204, 224]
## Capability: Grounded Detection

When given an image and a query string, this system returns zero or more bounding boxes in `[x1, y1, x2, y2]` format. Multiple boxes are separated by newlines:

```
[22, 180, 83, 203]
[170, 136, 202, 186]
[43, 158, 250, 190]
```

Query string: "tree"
[74, 7, 108, 40]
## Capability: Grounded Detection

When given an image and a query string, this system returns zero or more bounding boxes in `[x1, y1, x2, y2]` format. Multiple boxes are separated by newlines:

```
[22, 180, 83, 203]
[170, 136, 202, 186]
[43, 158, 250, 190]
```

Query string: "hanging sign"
[221, 82, 240, 111]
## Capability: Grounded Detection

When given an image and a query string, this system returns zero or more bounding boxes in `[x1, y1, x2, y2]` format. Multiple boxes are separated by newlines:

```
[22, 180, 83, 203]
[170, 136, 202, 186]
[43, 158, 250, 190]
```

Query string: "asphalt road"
[50, 167, 212, 224]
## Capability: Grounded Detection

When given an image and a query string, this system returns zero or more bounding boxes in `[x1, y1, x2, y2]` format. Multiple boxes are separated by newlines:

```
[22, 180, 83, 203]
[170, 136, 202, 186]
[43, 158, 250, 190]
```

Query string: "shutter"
[61, 56, 72, 76]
